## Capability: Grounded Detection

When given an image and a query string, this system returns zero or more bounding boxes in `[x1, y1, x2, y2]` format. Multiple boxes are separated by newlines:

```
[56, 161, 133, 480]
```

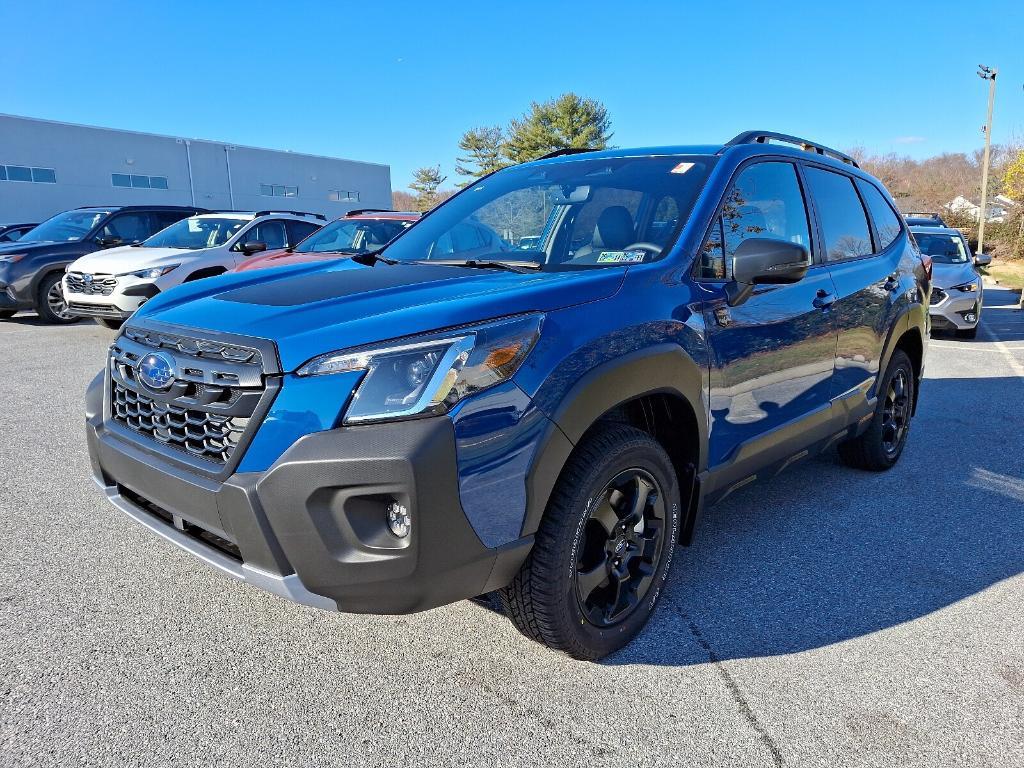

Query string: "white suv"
[62, 210, 324, 327]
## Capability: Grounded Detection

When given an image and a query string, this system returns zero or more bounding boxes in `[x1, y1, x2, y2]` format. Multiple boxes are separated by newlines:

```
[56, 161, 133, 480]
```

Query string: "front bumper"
[86, 374, 531, 613]
[63, 274, 149, 319]
[929, 286, 981, 331]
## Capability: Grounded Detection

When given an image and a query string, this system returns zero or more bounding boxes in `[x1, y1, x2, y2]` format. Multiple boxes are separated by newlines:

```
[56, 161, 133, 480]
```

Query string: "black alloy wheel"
[880, 368, 910, 459]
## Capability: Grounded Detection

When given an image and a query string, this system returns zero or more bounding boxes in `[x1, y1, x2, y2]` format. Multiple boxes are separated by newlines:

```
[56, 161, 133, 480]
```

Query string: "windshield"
[143, 217, 246, 249]
[296, 218, 412, 254]
[379, 155, 716, 270]
[21, 210, 109, 242]
[914, 232, 969, 264]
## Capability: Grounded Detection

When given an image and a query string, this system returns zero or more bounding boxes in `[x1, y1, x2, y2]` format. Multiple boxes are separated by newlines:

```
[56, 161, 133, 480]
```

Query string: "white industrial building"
[0, 114, 392, 222]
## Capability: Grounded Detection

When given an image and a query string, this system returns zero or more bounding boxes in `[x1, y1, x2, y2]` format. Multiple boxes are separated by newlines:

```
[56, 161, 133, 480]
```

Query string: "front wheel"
[499, 424, 681, 660]
[838, 349, 915, 471]
[35, 273, 78, 324]
[955, 326, 978, 339]
[95, 318, 124, 330]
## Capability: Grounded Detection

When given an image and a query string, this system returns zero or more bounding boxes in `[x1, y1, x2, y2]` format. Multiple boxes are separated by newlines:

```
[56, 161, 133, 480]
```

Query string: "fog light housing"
[386, 501, 411, 538]
[964, 312, 977, 323]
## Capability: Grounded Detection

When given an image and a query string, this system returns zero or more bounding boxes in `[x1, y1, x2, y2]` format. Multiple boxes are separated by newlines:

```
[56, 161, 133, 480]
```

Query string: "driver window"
[699, 162, 811, 280]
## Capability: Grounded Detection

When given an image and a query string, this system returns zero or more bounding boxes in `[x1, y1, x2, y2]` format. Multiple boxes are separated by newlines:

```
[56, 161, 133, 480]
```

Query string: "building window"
[261, 184, 299, 197]
[1, 165, 56, 183]
[328, 189, 359, 202]
[112, 173, 168, 189]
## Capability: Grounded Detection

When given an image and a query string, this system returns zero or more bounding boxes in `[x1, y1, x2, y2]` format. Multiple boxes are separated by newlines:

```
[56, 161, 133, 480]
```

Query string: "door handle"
[883, 274, 900, 291]
[813, 289, 836, 309]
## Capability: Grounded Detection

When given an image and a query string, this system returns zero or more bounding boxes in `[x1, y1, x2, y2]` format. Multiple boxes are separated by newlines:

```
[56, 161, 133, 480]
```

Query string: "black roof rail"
[535, 147, 599, 161]
[723, 131, 860, 168]
[76, 204, 209, 212]
[344, 208, 393, 216]
[253, 210, 327, 221]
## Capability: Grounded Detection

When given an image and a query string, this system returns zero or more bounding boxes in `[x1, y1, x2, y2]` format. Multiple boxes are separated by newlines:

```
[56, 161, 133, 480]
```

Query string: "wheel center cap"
[613, 538, 627, 555]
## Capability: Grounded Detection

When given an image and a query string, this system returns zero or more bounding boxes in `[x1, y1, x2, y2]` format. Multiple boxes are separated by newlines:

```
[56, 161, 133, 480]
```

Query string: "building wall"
[0, 114, 391, 223]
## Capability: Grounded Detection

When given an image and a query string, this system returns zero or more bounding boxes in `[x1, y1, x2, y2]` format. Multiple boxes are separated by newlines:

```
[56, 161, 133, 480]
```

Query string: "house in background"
[947, 194, 1018, 223]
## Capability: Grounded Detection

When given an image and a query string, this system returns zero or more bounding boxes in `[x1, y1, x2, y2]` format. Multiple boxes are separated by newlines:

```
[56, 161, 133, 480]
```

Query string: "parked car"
[234, 210, 418, 273]
[0, 223, 38, 243]
[85, 131, 929, 660]
[910, 225, 988, 338]
[904, 211, 947, 227]
[0, 206, 205, 322]
[63, 210, 324, 328]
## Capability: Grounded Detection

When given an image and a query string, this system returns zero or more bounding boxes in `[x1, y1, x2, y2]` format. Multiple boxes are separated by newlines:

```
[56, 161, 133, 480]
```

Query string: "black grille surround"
[66, 272, 117, 296]
[105, 324, 280, 478]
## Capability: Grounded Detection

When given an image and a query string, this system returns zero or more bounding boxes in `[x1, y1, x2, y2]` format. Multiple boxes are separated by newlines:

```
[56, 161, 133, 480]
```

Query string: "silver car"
[911, 226, 989, 339]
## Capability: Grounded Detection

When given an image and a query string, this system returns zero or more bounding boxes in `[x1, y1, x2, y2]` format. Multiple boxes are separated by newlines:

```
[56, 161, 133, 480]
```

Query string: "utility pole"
[976, 65, 997, 257]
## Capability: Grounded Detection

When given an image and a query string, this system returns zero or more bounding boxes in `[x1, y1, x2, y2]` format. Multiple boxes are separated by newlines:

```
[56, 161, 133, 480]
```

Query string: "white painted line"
[979, 318, 1024, 378]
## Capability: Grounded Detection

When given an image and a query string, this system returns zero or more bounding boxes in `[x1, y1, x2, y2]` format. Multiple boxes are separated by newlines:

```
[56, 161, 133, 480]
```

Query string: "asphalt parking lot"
[2, 286, 1023, 768]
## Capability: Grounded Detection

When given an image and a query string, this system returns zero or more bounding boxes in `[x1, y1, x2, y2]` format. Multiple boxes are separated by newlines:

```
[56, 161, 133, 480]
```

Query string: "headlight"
[0, 253, 26, 264]
[952, 281, 978, 292]
[118, 264, 179, 279]
[297, 313, 544, 424]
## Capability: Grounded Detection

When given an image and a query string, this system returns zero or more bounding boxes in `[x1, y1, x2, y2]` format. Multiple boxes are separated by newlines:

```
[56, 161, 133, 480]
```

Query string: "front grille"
[930, 288, 947, 305]
[112, 381, 248, 463]
[66, 272, 117, 296]
[107, 329, 271, 469]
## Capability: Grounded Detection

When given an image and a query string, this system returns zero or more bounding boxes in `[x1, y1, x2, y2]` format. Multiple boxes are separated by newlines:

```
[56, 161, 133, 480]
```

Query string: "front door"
[697, 161, 838, 496]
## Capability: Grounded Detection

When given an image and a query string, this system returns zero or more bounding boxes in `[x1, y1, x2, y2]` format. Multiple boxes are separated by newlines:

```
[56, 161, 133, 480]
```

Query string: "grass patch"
[982, 259, 1024, 293]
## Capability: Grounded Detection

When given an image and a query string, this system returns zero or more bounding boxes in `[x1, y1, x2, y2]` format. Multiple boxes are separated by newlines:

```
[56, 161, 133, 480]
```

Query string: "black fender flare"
[520, 343, 707, 538]
[183, 266, 227, 282]
[876, 301, 927, 411]
[29, 263, 74, 303]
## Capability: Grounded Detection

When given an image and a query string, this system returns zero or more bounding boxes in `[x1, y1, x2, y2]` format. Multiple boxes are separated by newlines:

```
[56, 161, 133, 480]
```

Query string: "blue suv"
[85, 132, 929, 659]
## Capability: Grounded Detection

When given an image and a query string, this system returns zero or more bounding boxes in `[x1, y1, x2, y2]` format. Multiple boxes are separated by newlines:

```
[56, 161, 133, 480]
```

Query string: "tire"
[0, 310, 15, 320]
[35, 273, 78, 324]
[499, 424, 681, 660]
[838, 349, 915, 471]
[95, 318, 124, 330]
[955, 326, 978, 339]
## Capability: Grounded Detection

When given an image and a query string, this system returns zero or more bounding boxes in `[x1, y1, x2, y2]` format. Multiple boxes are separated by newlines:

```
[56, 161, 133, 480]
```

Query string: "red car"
[235, 209, 419, 272]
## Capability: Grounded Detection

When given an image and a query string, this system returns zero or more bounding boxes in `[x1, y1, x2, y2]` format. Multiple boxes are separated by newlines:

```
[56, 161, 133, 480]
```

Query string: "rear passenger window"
[856, 180, 903, 251]
[699, 161, 811, 280]
[804, 167, 872, 262]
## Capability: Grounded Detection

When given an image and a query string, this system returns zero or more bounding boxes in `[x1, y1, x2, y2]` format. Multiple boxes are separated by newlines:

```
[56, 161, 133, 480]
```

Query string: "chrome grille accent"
[112, 381, 248, 463]
[66, 272, 117, 296]
[930, 288, 946, 305]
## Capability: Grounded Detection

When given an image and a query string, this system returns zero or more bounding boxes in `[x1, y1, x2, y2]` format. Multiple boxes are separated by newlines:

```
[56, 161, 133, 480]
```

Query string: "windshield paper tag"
[597, 250, 646, 263]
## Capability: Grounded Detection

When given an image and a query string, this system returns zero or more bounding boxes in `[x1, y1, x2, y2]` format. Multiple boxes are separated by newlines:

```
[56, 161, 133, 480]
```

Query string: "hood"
[0, 239, 87, 256]
[71, 246, 195, 273]
[133, 259, 625, 371]
[234, 249, 343, 273]
[931, 261, 978, 290]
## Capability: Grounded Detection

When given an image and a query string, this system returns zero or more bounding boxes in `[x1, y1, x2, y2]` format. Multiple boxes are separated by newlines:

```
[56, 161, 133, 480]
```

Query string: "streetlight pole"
[976, 65, 997, 257]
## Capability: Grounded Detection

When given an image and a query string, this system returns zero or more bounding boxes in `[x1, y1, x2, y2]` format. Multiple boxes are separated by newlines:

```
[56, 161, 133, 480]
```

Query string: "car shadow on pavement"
[598, 374, 1024, 667]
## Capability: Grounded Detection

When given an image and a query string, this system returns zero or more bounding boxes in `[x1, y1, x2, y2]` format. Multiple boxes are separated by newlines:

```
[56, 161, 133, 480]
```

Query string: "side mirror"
[240, 241, 267, 256]
[973, 251, 991, 267]
[725, 238, 810, 306]
[95, 236, 123, 248]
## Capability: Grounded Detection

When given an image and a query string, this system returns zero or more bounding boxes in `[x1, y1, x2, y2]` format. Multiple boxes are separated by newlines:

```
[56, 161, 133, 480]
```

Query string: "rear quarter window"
[856, 180, 903, 251]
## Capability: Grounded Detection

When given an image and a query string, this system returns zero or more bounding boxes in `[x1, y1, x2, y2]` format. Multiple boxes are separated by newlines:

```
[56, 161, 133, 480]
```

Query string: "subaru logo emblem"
[137, 352, 175, 390]
[82, 274, 93, 283]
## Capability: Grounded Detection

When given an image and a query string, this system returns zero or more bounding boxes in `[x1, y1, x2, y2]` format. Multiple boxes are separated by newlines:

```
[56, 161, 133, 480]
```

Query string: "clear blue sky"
[3, 0, 1023, 191]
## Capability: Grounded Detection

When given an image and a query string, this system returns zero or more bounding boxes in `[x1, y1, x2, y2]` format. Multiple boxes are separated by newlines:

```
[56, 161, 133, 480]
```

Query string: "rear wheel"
[499, 424, 681, 660]
[36, 273, 78, 324]
[838, 349, 915, 471]
[95, 318, 124, 330]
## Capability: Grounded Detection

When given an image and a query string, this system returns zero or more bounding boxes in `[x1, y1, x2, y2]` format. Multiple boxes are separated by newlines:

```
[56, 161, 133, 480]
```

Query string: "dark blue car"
[86, 131, 929, 659]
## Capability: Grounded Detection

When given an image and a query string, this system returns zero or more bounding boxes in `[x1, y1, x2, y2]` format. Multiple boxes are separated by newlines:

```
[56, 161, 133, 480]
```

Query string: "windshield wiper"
[349, 248, 399, 266]
[415, 258, 542, 273]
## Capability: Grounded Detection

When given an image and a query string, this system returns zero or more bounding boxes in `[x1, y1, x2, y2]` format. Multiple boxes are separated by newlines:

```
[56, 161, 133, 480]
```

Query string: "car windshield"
[914, 232, 969, 264]
[379, 155, 716, 270]
[143, 217, 247, 249]
[21, 210, 109, 242]
[296, 218, 412, 254]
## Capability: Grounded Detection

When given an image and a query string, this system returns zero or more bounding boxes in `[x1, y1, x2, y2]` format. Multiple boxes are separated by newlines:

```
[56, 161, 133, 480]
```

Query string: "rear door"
[803, 166, 902, 419]
[699, 160, 839, 495]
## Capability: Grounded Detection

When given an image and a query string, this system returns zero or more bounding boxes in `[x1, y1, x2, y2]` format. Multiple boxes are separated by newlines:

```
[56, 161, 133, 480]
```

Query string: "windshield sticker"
[596, 250, 646, 264]
[670, 162, 695, 174]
